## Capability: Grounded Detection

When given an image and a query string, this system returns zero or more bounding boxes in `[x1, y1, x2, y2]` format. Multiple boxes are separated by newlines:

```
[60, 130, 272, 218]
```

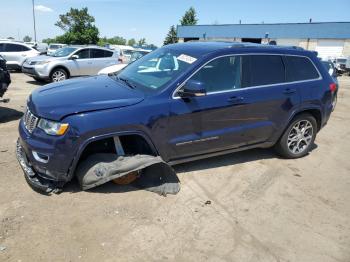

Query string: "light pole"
[32, 0, 37, 42]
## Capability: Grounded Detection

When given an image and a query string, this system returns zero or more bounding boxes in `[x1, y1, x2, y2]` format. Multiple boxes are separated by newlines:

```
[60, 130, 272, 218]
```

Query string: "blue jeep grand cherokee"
[17, 42, 336, 192]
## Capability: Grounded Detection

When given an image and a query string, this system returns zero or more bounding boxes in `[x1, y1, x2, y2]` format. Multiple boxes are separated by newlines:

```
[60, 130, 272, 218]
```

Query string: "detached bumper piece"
[76, 154, 180, 196]
[16, 139, 64, 194]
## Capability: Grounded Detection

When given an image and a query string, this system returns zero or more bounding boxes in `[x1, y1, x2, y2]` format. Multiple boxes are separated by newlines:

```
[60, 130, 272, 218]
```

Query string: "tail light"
[329, 83, 337, 92]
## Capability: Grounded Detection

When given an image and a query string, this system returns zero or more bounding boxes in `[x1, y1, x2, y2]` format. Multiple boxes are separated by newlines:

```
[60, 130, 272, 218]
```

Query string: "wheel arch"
[67, 130, 160, 180]
[50, 65, 71, 79]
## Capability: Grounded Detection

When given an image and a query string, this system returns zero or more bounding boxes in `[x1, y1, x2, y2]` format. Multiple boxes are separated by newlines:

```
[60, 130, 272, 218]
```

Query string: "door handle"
[227, 96, 244, 104]
[283, 88, 296, 95]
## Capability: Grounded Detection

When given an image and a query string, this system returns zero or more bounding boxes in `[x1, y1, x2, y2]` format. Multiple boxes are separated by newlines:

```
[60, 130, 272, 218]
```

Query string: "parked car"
[16, 42, 336, 192]
[22, 46, 119, 82]
[0, 55, 11, 99]
[98, 49, 151, 75]
[109, 45, 135, 63]
[47, 43, 66, 56]
[333, 57, 348, 75]
[25, 42, 48, 54]
[0, 41, 40, 70]
[321, 60, 338, 111]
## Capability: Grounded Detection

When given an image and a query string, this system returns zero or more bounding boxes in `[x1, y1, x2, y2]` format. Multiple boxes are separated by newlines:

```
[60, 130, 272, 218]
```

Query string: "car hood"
[26, 55, 65, 63]
[28, 75, 145, 121]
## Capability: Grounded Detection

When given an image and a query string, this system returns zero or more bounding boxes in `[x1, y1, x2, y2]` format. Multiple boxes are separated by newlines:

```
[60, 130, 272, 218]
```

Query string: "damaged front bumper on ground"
[16, 139, 180, 196]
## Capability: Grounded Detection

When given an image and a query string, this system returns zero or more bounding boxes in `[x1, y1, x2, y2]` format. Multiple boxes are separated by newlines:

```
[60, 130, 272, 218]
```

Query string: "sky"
[1, 0, 350, 46]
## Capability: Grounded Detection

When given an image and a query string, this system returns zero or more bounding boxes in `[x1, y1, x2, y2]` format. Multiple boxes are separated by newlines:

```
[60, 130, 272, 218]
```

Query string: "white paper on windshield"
[177, 54, 197, 64]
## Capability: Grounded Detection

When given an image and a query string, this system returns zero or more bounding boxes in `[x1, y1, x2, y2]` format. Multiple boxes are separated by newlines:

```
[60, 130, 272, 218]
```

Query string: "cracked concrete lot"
[0, 73, 350, 261]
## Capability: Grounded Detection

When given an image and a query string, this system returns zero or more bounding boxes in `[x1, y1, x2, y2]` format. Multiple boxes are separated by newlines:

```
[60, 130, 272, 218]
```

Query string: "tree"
[98, 36, 127, 46]
[163, 7, 198, 45]
[54, 7, 99, 44]
[127, 38, 136, 47]
[137, 38, 146, 46]
[163, 25, 178, 45]
[180, 7, 198, 26]
[23, 35, 32, 42]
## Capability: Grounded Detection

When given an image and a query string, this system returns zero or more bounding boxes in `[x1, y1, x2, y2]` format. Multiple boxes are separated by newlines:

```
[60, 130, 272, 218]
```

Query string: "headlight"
[38, 119, 69, 136]
[36, 60, 50, 65]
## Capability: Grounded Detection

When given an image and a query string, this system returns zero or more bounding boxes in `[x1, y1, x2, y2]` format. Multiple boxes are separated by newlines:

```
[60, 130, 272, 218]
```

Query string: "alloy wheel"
[287, 120, 313, 154]
[52, 71, 66, 82]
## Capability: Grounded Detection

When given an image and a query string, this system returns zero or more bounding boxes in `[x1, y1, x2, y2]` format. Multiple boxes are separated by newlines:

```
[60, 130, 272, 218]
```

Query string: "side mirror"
[70, 55, 79, 60]
[177, 79, 206, 98]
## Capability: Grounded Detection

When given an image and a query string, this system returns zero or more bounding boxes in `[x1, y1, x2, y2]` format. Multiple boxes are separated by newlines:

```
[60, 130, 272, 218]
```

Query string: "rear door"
[89, 48, 116, 74]
[167, 54, 301, 160]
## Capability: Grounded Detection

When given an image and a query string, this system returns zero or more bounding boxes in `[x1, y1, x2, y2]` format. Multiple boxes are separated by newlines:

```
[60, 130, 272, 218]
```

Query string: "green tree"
[180, 7, 198, 26]
[137, 38, 146, 46]
[54, 7, 99, 44]
[127, 38, 136, 47]
[163, 25, 178, 45]
[163, 7, 198, 45]
[23, 35, 32, 42]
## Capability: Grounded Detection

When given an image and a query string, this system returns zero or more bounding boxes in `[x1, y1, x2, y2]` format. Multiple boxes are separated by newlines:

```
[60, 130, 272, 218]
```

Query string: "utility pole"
[32, 0, 37, 42]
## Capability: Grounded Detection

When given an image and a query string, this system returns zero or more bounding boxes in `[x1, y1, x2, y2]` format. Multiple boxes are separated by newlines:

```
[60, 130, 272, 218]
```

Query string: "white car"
[25, 42, 48, 54]
[47, 43, 66, 56]
[98, 49, 151, 75]
[0, 41, 40, 70]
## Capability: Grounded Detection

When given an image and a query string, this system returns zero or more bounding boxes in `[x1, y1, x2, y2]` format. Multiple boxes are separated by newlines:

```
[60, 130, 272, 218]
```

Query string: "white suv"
[0, 41, 40, 70]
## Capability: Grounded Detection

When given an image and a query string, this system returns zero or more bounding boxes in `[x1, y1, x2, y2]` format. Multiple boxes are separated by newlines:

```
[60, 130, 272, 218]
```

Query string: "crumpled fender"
[76, 154, 180, 196]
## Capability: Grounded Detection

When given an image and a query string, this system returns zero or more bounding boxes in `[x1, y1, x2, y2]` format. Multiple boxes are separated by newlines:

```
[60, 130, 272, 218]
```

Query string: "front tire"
[50, 68, 68, 82]
[33, 77, 45, 82]
[275, 114, 317, 159]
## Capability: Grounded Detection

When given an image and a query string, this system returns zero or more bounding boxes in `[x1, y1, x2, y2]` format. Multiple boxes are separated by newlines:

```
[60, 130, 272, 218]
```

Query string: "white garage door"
[276, 39, 300, 47]
[316, 40, 344, 60]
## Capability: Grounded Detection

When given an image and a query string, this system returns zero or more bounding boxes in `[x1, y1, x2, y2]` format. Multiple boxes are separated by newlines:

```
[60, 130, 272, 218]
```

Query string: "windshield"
[336, 59, 347, 63]
[116, 47, 196, 92]
[130, 51, 149, 62]
[52, 47, 77, 57]
[49, 44, 62, 50]
[122, 49, 134, 56]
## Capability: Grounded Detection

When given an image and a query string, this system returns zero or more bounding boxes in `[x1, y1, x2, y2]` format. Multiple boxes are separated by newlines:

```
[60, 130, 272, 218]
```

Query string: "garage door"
[316, 40, 344, 60]
[276, 39, 300, 47]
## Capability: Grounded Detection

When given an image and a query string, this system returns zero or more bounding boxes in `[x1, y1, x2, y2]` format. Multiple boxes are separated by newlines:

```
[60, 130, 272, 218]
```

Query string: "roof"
[177, 22, 350, 39]
[163, 41, 310, 58]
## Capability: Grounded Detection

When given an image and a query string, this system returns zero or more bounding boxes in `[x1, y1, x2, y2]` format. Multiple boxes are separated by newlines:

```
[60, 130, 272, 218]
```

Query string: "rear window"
[284, 56, 319, 82]
[242, 55, 285, 87]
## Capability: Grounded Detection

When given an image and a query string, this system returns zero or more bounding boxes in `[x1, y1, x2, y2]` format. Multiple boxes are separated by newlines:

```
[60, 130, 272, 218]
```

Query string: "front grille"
[23, 108, 39, 133]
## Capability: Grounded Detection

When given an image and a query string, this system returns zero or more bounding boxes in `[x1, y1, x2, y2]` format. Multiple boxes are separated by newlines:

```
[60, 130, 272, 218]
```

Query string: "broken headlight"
[38, 119, 69, 136]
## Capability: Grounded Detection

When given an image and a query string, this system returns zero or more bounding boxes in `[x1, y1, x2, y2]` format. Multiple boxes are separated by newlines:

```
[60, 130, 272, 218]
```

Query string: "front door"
[68, 48, 93, 76]
[166, 54, 300, 161]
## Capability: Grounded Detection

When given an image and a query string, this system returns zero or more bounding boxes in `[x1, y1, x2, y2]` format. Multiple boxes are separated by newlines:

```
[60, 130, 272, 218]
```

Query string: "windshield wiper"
[116, 76, 136, 89]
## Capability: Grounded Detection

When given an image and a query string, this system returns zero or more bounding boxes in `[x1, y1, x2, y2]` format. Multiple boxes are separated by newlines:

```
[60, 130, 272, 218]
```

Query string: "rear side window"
[0, 43, 4, 52]
[284, 56, 319, 82]
[242, 55, 285, 87]
[90, 49, 113, 58]
[4, 43, 30, 52]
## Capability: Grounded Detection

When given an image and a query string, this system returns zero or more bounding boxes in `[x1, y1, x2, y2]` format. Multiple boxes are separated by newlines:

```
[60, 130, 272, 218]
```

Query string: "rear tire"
[50, 68, 68, 82]
[275, 114, 317, 159]
[332, 93, 337, 111]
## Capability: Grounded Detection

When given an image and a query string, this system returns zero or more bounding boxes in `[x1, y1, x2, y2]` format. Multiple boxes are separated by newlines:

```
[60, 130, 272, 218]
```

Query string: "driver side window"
[191, 56, 241, 93]
[75, 49, 90, 59]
